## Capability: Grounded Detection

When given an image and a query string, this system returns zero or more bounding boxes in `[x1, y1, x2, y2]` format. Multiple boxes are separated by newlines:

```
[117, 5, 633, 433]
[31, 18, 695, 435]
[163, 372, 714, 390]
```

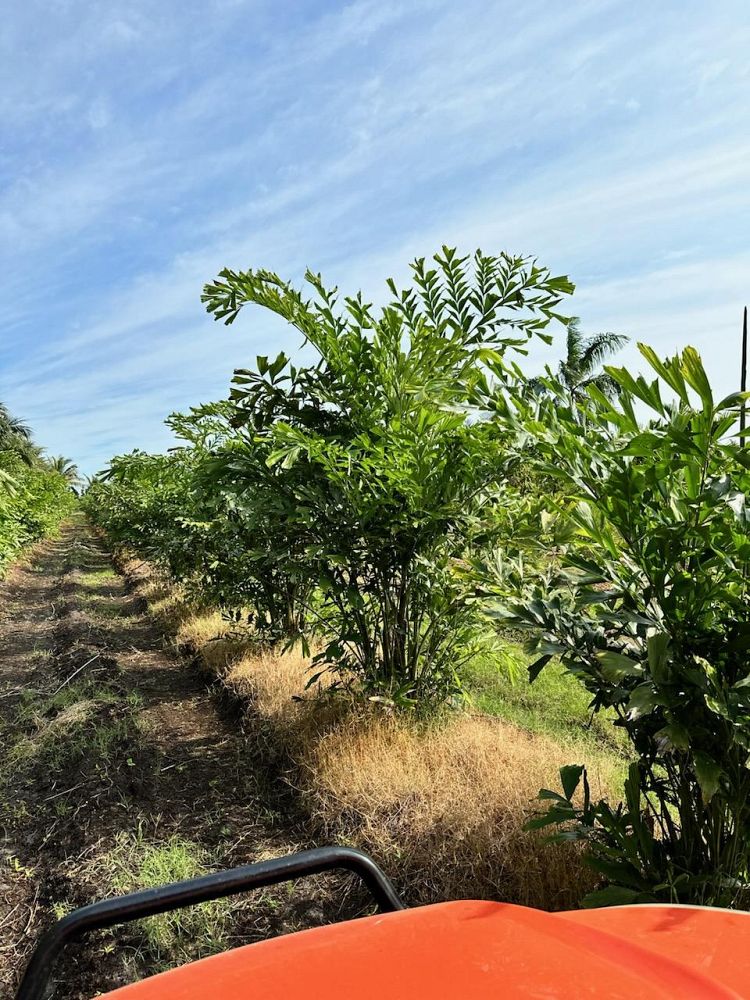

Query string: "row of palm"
[0, 402, 80, 485]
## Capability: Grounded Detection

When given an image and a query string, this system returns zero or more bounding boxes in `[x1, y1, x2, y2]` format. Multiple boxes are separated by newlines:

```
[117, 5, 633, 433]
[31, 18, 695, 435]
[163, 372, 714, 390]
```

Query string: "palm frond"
[578, 332, 628, 376]
[525, 375, 548, 397]
[0, 402, 32, 441]
[564, 318, 584, 369]
[581, 371, 623, 399]
[48, 455, 81, 483]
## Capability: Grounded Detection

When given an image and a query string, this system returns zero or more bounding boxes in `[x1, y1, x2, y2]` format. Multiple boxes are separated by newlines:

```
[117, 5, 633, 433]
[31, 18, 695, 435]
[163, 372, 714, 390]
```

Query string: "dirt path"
[0, 516, 340, 998]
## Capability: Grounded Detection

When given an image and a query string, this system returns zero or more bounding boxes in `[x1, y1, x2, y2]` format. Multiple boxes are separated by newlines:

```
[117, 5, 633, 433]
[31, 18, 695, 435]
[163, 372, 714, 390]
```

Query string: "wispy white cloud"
[1, 0, 750, 473]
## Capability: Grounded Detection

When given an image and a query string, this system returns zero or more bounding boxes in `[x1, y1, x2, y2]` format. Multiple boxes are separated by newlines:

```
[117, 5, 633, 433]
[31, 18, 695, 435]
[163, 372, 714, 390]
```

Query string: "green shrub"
[85, 449, 198, 575]
[201, 248, 572, 706]
[481, 343, 750, 906]
[85, 405, 313, 642]
[0, 451, 77, 571]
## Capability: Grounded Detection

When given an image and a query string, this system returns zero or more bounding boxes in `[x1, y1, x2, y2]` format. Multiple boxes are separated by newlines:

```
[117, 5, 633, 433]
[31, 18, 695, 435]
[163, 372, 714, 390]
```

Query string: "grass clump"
[306, 711, 618, 911]
[80, 569, 119, 587]
[6, 676, 143, 786]
[84, 596, 129, 619]
[95, 830, 230, 965]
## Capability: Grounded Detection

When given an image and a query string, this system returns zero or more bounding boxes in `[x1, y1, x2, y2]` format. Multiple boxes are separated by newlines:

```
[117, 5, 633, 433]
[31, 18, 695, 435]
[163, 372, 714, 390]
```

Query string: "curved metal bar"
[17, 846, 406, 1000]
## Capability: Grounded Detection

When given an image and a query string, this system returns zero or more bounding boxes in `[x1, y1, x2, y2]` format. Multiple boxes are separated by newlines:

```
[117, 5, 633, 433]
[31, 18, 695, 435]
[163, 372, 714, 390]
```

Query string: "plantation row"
[85, 248, 750, 909]
[0, 404, 78, 571]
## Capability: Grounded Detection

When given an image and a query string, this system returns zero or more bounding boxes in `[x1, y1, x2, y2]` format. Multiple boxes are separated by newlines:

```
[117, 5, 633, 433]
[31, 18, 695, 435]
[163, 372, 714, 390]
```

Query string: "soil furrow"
[0, 516, 344, 998]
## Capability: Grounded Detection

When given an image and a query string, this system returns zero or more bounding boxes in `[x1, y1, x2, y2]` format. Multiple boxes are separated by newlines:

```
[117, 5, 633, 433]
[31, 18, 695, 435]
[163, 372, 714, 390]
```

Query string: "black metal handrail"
[17, 845, 406, 1000]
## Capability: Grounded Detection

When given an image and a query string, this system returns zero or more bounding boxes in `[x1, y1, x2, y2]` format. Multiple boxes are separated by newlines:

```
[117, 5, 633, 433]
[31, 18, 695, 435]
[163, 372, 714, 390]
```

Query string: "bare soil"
[0, 517, 356, 998]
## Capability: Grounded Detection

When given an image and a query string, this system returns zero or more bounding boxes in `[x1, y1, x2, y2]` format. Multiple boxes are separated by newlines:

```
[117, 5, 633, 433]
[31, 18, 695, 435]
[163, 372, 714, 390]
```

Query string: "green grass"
[98, 829, 230, 964]
[80, 569, 119, 585]
[86, 597, 129, 619]
[28, 647, 53, 664]
[7, 678, 143, 779]
[465, 640, 631, 759]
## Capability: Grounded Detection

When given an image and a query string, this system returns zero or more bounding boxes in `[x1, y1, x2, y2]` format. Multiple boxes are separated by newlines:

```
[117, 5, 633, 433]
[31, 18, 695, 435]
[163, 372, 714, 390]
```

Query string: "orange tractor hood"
[105, 899, 750, 1000]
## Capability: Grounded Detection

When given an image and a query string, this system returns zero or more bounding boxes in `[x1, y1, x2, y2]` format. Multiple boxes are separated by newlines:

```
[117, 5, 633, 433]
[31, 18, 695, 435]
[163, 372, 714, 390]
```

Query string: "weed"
[7, 678, 143, 786]
[5, 855, 35, 879]
[126, 690, 144, 711]
[92, 829, 230, 965]
[29, 647, 53, 664]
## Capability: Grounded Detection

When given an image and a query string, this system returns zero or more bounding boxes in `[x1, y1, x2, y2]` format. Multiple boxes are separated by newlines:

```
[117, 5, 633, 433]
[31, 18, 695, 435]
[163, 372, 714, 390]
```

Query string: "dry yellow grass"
[306, 712, 614, 910]
[225, 648, 309, 719]
[173, 610, 253, 672]
[116, 555, 197, 632]
[117, 555, 247, 669]
[221, 645, 608, 908]
[174, 609, 227, 649]
[120, 552, 616, 911]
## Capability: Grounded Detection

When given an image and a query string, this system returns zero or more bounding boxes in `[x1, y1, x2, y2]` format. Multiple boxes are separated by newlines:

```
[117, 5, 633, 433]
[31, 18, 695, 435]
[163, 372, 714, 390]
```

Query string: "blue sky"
[1, 0, 750, 473]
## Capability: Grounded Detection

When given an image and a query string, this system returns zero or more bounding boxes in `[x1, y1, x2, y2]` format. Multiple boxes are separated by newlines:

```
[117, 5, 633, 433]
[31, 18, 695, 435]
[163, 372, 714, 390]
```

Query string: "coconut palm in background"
[530, 319, 628, 405]
[47, 455, 81, 485]
[0, 401, 37, 465]
[0, 403, 31, 450]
